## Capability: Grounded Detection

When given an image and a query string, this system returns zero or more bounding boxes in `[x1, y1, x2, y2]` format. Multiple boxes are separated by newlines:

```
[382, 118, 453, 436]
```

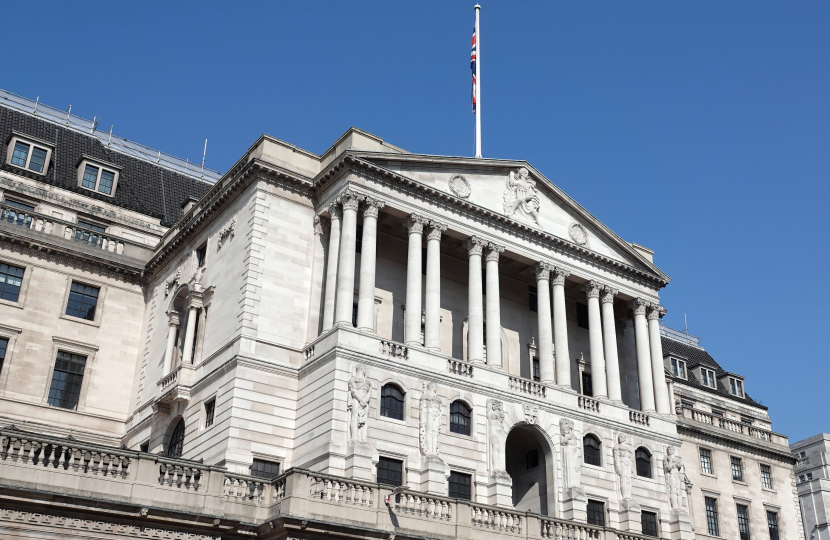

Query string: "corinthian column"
[535, 262, 554, 384]
[335, 191, 363, 325]
[404, 214, 428, 345]
[465, 236, 486, 363]
[601, 286, 622, 402]
[321, 205, 341, 331]
[485, 243, 504, 367]
[356, 197, 384, 332]
[582, 280, 607, 398]
[631, 298, 655, 412]
[552, 267, 571, 387]
[424, 221, 446, 351]
[647, 303, 671, 414]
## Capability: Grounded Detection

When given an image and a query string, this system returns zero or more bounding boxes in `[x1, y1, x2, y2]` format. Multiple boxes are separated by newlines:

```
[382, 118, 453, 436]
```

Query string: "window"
[671, 358, 686, 378]
[0, 337, 7, 374]
[74, 220, 107, 246]
[139, 441, 149, 453]
[731, 456, 744, 481]
[681, 399, 694, 409]
[448, 471, 471, 500]
[79, 163, 117, 195]
[583, 434, 601, 466]
[730, 377, 744, 397]
[166, 419, 185, 458]
[576, 302, 589, 329]
[807, 472, 813, 480]
[377, 457, 403, 486]
[380, 384, 404, 420]
[195, 243, 207, 268]
[587, 500, 605, 526]
[449, 400, 471, 435]
[736, 504, 751, 540]
[766, 511, 779, 540]
[760, 464, 772, 489]
[528, 285, 538, 312]
[250, 459, 280, 479]
[641, 510, 658, 537]
[799, 451, 807, 459]
[700, 368, 716, 388]
[204, 399, 216, 428]
[65, 282, 99, 321]
[581, 372, 593, 397]
[532, 356, 540, 382]
[711, 409, 725, 418]
[700, 448, 713, 475]
[8, 138, 50, 174]
[741, 417, 753, 426]
[799, 474, 806, 482]
[0, 263, 25, 302]
[47, 351, 87, 410]
[526, 448, 539, 470]
[705, 497, 720, 536]
[636, 447, 652, 478]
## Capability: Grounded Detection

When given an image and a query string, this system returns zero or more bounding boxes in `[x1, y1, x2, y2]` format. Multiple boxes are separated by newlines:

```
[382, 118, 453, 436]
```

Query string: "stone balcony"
[676, 404, 789, 448]
[0, 426, 665, 540]
[155, 363, 196, 409]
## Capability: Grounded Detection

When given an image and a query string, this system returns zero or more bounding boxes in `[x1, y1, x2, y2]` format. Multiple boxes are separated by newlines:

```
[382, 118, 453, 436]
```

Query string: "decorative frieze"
[217, 216, 236, 249]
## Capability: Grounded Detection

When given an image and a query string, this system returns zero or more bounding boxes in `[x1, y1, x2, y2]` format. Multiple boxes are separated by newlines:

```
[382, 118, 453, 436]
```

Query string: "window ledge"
[445, 431, 475, 442]
[59, 312, 101, 328]
[379, 416, 408, 427]
[761, 487, 777, 494]
[732, 479, 748, 486]
[0, 298, 23, 310]
[700, 472, 718, 479]
[582, 463, 605, 472]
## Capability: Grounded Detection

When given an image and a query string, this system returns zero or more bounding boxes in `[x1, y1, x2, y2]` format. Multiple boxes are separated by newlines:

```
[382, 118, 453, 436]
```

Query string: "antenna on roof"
[684, 314, 689, 335]
[33, 97, 39, 116]
[200, 139, 207, 179]
[65, 105, 72, 126]
[107, 126, 113, 147]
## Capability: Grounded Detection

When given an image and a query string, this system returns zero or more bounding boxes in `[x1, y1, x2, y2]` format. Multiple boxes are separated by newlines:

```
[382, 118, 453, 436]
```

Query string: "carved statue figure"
[664, 446, 690, 512]
[348, 365, 371, 444]
[487, 400, 507, 475]
[419, 381, 443, 456]
[560, 418, 582, 492]
[613, 434, 634, 501]
[503, 167, 540, 224]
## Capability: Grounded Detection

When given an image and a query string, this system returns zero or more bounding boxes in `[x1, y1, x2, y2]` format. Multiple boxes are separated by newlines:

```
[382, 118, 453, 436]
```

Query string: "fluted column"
[465, 236, 486, 363]
[535, 262, 554, 384]
[601, 286, 622, 402]
[631, 298, 655, 412]
[424, 221, 446, 351]
[552, 267, 571, 387]
[648, 303, 671, 414]
[485, 243, 504, 367]
[180, 305, 199, 365]
[163, 313, 180, 374]
[356, 197, 384, 332]
[404, 214, 428, 345]
[334, 191, 363, 325]
[582, 281, 607, 398]
[322, 205, 342, 331]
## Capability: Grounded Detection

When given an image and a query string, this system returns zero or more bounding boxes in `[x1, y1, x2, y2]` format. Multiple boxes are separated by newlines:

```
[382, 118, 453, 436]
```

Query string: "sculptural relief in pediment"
[503, 167, 541, 226]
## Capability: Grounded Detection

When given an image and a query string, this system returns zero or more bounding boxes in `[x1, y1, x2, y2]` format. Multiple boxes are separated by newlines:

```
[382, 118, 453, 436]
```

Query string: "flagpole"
[474, 4, 482, 158]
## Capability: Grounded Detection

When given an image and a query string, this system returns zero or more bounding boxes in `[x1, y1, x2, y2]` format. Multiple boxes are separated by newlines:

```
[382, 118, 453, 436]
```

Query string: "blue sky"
[4, 1, 828, 442]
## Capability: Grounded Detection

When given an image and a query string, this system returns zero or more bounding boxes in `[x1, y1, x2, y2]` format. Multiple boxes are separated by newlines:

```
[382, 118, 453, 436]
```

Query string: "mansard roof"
[0, 104, 212, 226]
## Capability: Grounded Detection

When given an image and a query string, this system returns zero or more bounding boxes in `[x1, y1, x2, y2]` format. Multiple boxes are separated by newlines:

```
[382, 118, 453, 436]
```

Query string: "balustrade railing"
[448, 358, 474, 378]
[379, 339, 408, 360]
[540, 518, 602, 539]
[396, 492, 453, 520]
[509, 376, 546, 398]
[303, 344, 315, 360]
[310, 474, 375, 506]
[578, 396, 601, 413]
[629, 411, 650, 426]
[471, 504, 523, 533]
[223, 472, 266, 503]
[681, 406, 780, 444]
[157, 457, 204, 490]
[158, 365, 180, 391]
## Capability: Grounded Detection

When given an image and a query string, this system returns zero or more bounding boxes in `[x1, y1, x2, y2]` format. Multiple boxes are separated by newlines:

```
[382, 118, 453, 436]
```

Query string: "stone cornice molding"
[581, 280, 602, 299]
[426, 220, 447, 241]
[629, 298, 649, 317]
[403, 214, 429, 235]
[551, 267, 570, 286]
[600, 286, 619, 305]
[647, 303, 666, 320]
[484, 243, 505, 263]
[676, 422, 795, 464]
[535, 261, 552, 281]
[464, 236, 486, 257]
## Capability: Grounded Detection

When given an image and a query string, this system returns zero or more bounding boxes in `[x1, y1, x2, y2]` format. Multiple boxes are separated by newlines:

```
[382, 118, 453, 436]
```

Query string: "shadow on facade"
[504, 423, 556, 516]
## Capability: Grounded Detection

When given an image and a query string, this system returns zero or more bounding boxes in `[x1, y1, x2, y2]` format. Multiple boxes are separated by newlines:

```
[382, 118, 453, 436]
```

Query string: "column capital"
[629, 298, 650, 317]
[168, 312, 181, 326]
[426, 220, 447, 241]
[484, 243, 504, 263]
[327, 203, 342, 222]
[403, 214, 429, 234]
[580, 280, 602, 299]
[551, 267, 570, 286]
[339, 189, 364, 211]
[363, 196, 385, 218]
[647, 303, 666, 320]
[534, 261, 553, 281]
[464, 236, 487, 256]
[600, 286, 618, 305]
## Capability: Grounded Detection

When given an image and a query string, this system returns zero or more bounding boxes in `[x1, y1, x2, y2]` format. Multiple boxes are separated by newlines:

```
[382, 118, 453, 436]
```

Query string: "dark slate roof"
[662, 336, 767, 410]
[0, 105, 211, 227]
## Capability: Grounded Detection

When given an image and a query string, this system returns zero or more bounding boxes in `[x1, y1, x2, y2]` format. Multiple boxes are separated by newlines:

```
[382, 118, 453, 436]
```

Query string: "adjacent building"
[791, 434, 830, 539]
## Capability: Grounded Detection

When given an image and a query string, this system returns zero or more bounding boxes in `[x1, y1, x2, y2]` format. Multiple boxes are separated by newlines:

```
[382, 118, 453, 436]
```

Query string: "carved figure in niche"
[664, 446, 690, 512]
[487, 400, 508, 476]
[348, 365, 371, 444]
[613, 434, 634, 502]
[419, 381, 442, 456]
[560, 418, 583, 493]
[503, 167, 540, 224]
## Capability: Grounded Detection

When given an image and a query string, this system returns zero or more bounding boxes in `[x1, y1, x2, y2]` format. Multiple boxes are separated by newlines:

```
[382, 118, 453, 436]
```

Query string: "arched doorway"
[504, 424, 556, 515]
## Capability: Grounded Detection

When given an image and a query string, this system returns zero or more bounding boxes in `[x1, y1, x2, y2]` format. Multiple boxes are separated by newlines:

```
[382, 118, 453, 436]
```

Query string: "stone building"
[790, 434, 830, 539]
[0, 88, 802, 540]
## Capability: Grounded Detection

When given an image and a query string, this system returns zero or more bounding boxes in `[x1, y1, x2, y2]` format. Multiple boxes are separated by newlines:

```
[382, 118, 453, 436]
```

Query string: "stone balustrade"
[679, 405, 787, 446]
[310, 473, 375, 506]
[397, 492, 453, 520]
[540, 518, 603, 539]
[158, 457, 205, 490]
[578, 396, 601, 413]
[379, 339, 408, 360]
[471, 503, 523, 533]
[629, 411, 650, 426]
[448, 358, 475, 378]
[0, 430, 131, 478]
[223, 472, 267, 503]
[509, 376, 547, 398]
[158, 365, 181, 391]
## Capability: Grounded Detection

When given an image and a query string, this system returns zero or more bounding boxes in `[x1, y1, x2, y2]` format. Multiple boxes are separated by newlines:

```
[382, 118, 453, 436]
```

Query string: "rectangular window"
[760, 464, 772, 489]
[576, 302, 589, 329]
[587, 500, 605, 527]
[250, 458, 280, 479]
[526, 448, 539, 470]
[204, 399, 216, 428]
[65, 282, 100, 321]
[736, 504, 751, 540]
[711, 409, 725, 418]
[730, 377, 744, 397]
[448, 471, 471, 500]
[98, 170, 115, 195]
[705, 497, 720, 536]
[82, 164, 99, 189]
[731, 456, 744, 482]
[581, 371, 593, 397]
[11, 141, 29, 167]
[766, 511, 779, 540]
[681, 400, 694, 408]
[528, 285, 538, 312]
[671, 358, 686, 378]
[0, 263, 25, 302]
[377, 457, 403, 486]
[9, 140, 49, 173]
[799, 474, 805, 482]
[196, 243, 207, 268]
[701, 368, 716, 388]
[78, 161, 119, 196]
[641, 510, 658, 537]
[74, 220, 106, 246]
[807, 472, 813, 480]
[741, 417, 753, 426]
[47, 351, 87, 410]
[700, 448, 713, 474]
[0, 337, 7, 374]
[532, 356, 540, 382]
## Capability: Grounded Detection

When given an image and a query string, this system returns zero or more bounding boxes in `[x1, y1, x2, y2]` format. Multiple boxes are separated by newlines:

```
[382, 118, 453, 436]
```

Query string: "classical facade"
[0, 88, 802, 540]
[790, 434, 830, 539]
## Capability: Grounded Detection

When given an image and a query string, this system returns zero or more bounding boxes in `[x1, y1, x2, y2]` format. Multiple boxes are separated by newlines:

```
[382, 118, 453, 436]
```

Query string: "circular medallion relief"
[569, 223, 588, 246]
[448, 175, 471, 199]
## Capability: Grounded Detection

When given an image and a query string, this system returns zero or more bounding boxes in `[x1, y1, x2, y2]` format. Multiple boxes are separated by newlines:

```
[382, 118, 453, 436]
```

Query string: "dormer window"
[671, 358, 687, 378]
[76, 156, 120, 197]
[6, 133, 53, 175]
[729, 377, 744, 397]
[700, 368, 716, 388]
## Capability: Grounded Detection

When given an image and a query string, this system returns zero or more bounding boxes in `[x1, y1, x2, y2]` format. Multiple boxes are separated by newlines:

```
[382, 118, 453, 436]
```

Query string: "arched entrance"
[504, 424, 556, 515]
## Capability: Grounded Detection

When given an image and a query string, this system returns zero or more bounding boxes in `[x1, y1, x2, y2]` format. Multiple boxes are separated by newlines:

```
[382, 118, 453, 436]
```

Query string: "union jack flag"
[471, 26, 477, 113]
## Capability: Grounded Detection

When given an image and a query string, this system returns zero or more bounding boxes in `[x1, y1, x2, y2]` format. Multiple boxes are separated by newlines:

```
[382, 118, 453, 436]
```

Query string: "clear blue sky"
[4, 1, 828, 442]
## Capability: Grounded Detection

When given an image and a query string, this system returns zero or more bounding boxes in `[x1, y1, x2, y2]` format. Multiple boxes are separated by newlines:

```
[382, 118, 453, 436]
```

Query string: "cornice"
[676, 421, 795, 464]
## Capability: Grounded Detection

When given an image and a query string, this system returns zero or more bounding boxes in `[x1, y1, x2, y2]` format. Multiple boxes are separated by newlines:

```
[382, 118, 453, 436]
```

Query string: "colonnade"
[319, 189, 671, 415]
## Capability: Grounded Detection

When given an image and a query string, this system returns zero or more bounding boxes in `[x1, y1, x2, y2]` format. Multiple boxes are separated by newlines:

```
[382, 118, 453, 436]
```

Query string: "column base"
[486, 471, 513, 507]
[419, 455, 449, 495]
[666, 509, 694, 540]
[345, 441, 375, 481]
[618, 499, 642, 531]
[561, 487, 587, 522]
